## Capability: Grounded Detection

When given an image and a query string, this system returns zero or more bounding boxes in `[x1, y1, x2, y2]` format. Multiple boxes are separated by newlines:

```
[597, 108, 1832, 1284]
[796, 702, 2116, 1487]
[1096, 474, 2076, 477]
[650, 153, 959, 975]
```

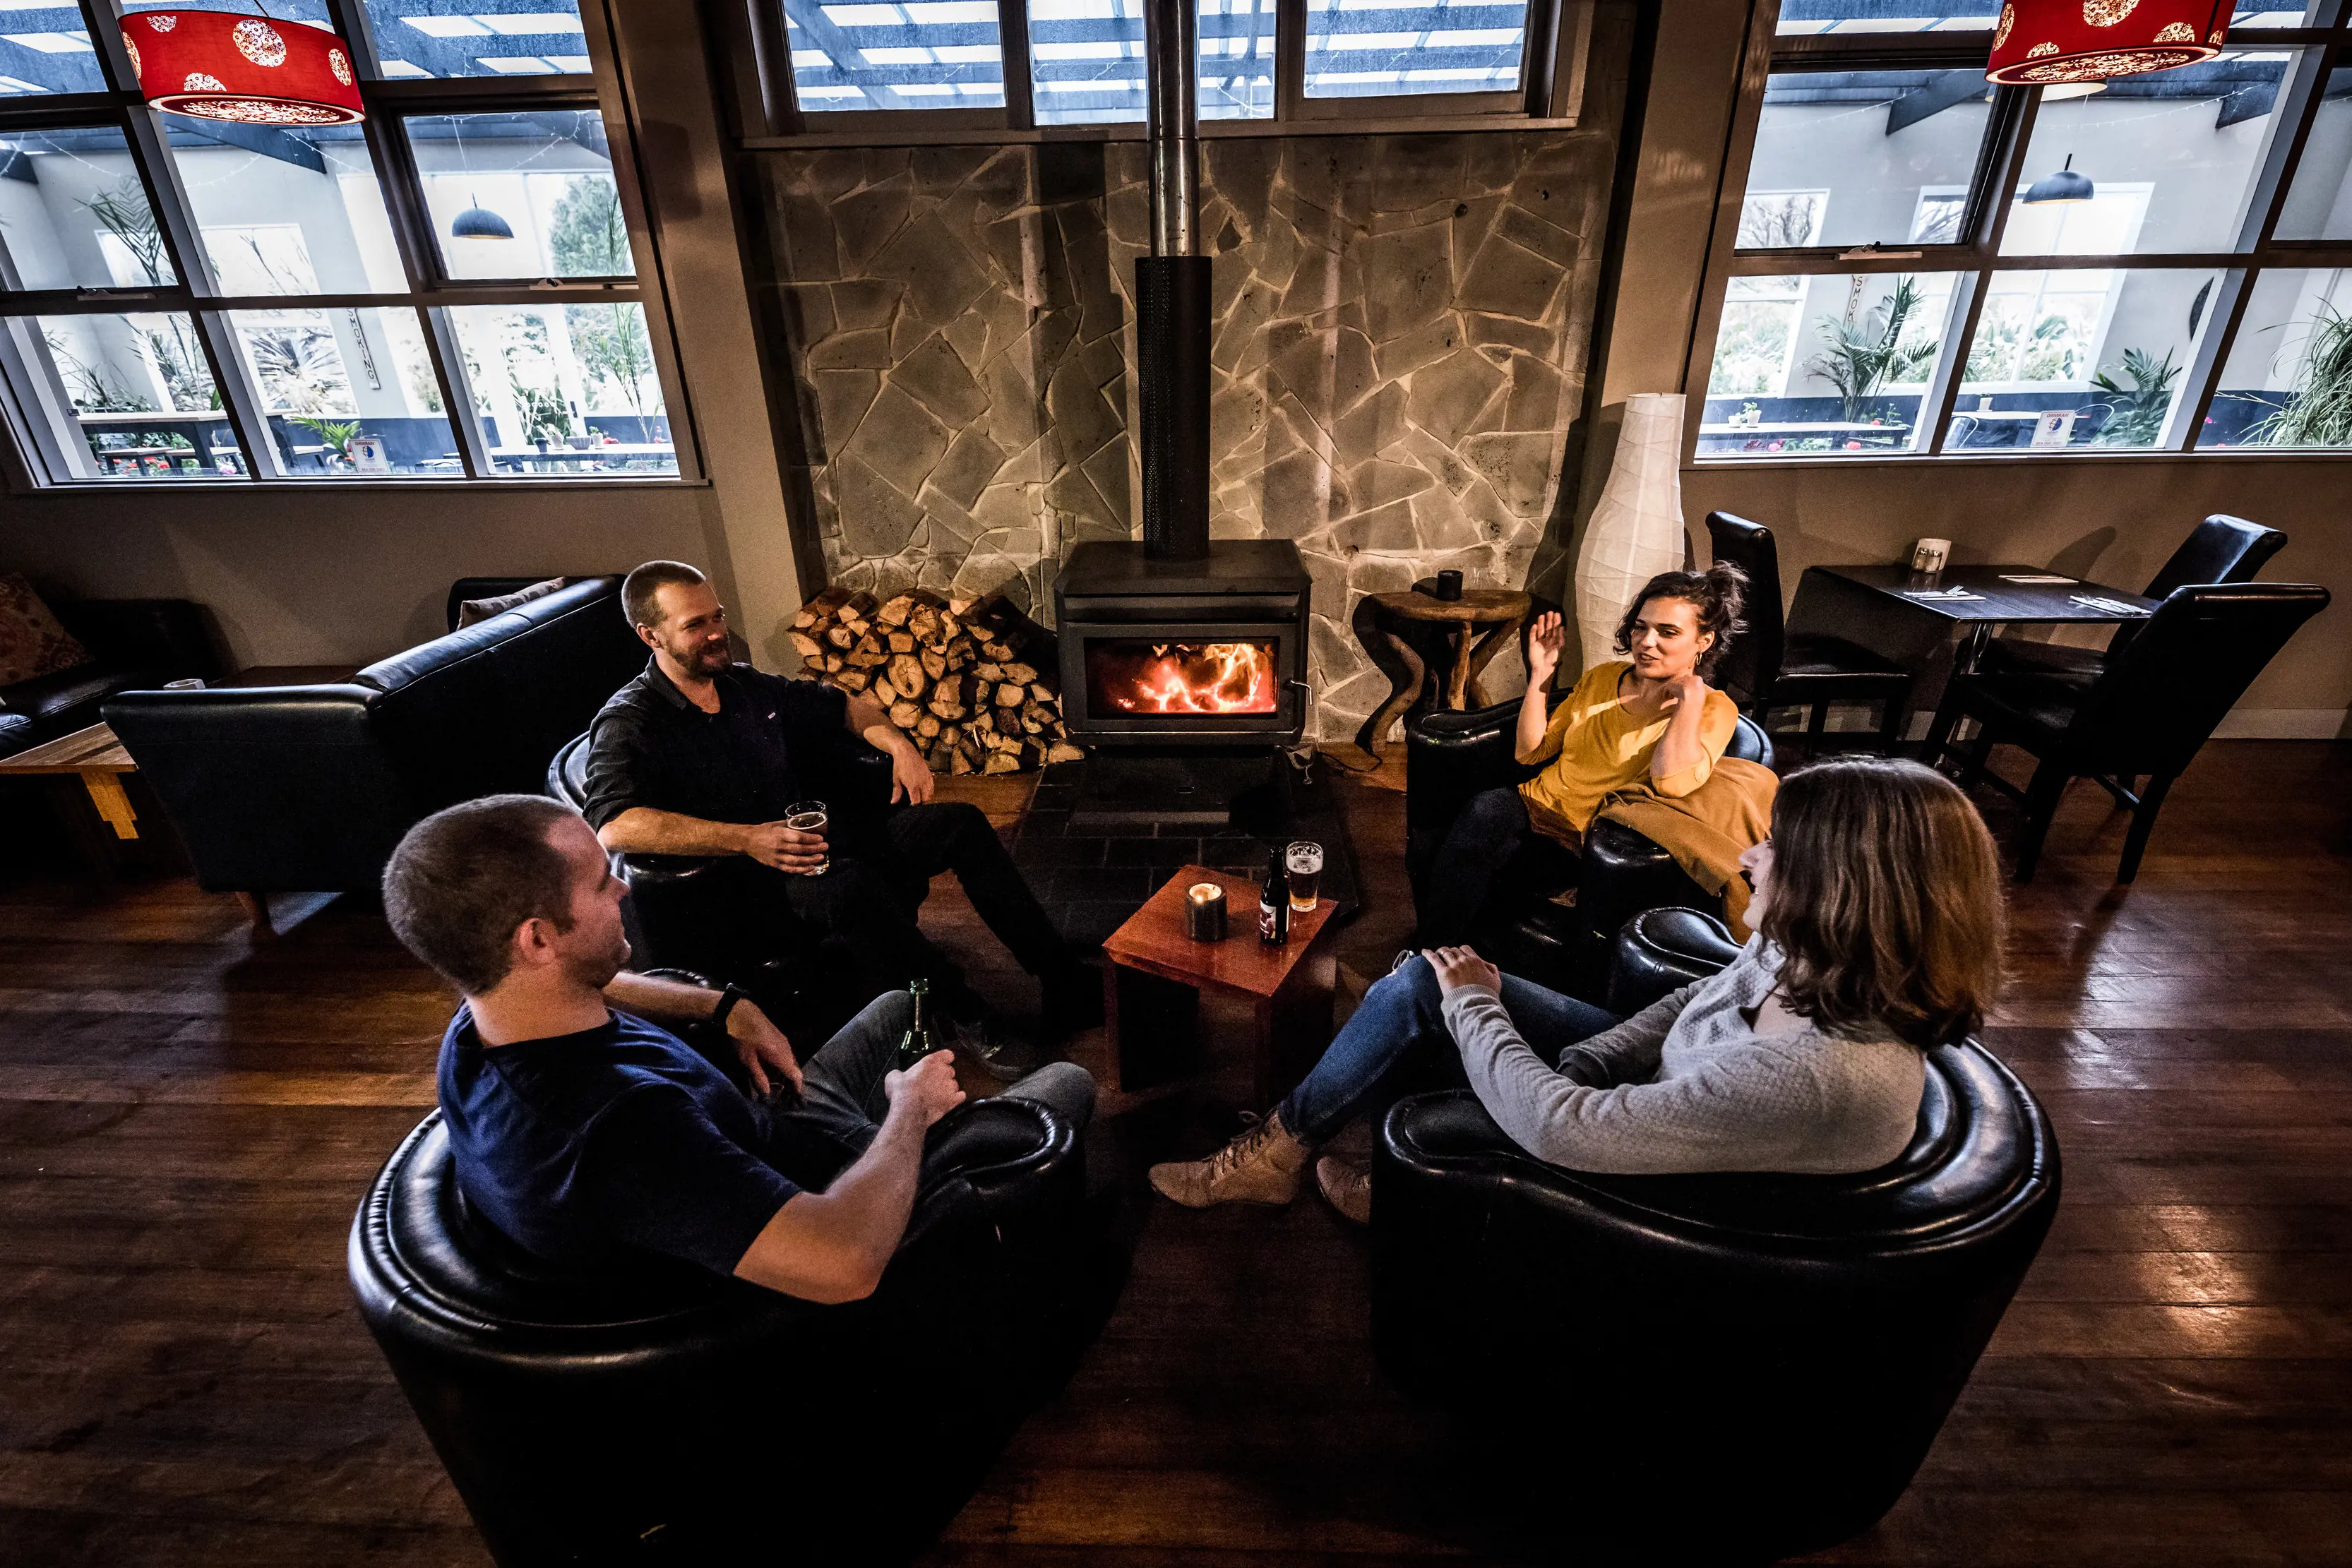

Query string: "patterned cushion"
[455, 575, 573, 629]
[0, 571, 91, 689]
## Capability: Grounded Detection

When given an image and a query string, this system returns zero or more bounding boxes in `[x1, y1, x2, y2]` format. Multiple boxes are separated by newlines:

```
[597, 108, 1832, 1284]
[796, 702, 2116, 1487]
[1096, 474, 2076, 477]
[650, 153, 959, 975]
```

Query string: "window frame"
[728, 0, 1591, 145]
[0, 0, 700, 491]
[1685, 4, 2352, 465]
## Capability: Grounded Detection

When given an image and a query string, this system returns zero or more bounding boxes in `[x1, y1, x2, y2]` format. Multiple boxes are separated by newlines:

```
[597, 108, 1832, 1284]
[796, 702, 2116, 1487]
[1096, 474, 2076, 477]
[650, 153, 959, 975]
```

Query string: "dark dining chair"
[1926, 582, 2329, 883]
[1978, 513, 2287, 688]
[1705, 510, 1914, 751]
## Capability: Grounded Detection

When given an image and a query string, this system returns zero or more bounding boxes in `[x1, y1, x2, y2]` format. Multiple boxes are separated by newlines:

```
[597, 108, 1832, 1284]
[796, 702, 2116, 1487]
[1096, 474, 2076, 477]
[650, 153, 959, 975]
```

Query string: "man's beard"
[686, 639, 729, 674]
[561, 932, 631, 993]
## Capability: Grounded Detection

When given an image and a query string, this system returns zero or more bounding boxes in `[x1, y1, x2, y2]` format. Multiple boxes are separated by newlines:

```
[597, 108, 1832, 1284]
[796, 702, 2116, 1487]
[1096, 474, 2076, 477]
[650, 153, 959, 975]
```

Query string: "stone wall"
[757, 126, 1618, 738]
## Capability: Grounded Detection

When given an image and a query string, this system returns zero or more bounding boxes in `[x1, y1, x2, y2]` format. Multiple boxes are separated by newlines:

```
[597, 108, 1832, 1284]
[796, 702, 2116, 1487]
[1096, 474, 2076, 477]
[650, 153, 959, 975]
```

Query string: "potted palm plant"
[1805, 275, 1940, 429]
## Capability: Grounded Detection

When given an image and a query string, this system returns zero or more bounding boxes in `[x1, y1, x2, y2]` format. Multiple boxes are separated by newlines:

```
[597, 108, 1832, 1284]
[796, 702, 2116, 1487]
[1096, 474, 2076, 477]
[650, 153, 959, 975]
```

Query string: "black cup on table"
[1433, 570, 1464, 602]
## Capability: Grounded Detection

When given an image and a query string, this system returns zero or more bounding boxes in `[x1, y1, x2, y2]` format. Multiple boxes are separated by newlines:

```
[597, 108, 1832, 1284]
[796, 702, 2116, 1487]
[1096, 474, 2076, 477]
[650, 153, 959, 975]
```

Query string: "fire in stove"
[1087, 638, 1277, 715]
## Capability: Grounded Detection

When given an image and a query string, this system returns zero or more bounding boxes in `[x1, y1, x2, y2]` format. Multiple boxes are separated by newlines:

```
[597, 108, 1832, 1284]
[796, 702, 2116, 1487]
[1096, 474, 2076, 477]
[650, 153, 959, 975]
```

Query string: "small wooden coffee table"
[1099, 866, 1342, 1104]
[0, 722, 142, 840]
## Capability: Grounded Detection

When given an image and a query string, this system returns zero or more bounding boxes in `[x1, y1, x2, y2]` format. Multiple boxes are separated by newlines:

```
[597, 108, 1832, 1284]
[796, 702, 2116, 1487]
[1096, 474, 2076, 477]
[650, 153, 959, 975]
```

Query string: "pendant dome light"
[451, 198, 515, 240]
[2023, 153, 2095, 205]
[444, 117, 514, 241]
[118, 6, 364, 126]
[1987, 0, 2228, 87]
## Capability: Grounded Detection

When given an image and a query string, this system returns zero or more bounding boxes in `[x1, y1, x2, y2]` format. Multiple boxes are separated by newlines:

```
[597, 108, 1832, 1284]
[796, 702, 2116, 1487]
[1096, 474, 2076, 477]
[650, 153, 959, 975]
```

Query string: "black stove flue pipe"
[1136, 0, 1210, 563]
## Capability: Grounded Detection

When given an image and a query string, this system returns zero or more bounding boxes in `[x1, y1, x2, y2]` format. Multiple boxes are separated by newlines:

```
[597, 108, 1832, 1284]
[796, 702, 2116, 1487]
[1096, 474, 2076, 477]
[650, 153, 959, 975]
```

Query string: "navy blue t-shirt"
[436, 1005, 800, 1277]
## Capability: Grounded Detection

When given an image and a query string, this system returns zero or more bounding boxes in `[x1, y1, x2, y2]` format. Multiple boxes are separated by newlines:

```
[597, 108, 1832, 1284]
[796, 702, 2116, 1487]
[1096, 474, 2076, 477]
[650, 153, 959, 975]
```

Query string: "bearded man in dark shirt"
[583, 561, 1097, 1070]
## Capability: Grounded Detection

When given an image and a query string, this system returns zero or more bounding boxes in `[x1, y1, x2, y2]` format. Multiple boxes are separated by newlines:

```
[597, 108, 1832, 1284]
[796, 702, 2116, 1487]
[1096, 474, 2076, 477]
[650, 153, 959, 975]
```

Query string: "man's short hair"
[383, 795, 580, 995]
[621, 560, 707, 630]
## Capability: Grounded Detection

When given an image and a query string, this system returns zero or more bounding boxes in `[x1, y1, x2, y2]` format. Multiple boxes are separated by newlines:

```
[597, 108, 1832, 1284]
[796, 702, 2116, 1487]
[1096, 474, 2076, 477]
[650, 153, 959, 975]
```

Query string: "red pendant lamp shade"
[119, 10, 364, 126]
[1987, 0, 2228, 85]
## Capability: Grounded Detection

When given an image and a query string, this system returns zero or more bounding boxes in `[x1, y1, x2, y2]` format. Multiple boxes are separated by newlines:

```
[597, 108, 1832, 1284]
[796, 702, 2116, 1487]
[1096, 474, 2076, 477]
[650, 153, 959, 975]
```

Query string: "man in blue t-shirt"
[381, 794, 1095, 1296]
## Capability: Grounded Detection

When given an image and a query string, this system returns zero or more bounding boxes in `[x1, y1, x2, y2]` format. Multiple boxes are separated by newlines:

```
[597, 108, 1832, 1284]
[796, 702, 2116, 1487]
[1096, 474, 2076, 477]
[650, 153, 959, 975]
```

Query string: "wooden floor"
[1, 741, 2347, 1565]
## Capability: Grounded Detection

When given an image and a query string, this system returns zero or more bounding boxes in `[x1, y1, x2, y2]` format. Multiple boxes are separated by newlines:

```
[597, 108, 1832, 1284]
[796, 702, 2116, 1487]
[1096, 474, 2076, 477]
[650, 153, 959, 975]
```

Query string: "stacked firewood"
[789, 587, 1084, 774]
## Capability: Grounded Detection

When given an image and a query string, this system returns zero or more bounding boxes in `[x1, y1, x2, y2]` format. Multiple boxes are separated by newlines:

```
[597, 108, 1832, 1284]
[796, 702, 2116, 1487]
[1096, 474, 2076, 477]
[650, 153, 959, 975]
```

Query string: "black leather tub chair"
[1404, 702, 1773, 998]
[548, 722, 896, 1039]
[1371, 908, 2060, 1563]
[107, 577, 645, 899]
[350, 1079, 1107, 1567]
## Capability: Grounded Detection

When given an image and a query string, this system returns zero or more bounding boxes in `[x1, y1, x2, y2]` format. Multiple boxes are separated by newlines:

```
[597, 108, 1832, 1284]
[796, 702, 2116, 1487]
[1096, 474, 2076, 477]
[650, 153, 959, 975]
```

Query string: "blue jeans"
[1275, 956, 1619, 1144]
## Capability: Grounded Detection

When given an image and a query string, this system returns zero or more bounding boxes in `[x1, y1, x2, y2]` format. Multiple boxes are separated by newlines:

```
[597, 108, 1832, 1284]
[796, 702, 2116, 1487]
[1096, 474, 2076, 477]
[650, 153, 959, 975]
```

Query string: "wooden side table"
[1351, 587, 1532, 758]
[1099, 866, 1342, 1106]
[0, 722, 142, 842]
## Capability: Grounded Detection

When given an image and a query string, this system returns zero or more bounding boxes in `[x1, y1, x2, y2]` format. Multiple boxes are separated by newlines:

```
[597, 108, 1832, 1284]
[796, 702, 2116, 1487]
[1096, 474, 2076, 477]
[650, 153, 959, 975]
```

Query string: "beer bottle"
[1260, 849, 1290, 947]
[896, 978, 936, 1071]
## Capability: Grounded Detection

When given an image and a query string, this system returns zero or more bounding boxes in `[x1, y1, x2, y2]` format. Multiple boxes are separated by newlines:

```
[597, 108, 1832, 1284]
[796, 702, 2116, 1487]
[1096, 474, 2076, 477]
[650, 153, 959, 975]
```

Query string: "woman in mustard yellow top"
[1418, 563, 1748, 947]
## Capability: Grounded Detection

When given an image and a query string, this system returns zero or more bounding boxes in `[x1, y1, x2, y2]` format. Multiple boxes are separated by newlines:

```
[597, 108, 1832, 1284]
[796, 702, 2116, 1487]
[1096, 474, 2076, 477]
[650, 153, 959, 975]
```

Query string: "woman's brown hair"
[1613, 561, 1748, 680]
[1760, 756, 2005, 1049]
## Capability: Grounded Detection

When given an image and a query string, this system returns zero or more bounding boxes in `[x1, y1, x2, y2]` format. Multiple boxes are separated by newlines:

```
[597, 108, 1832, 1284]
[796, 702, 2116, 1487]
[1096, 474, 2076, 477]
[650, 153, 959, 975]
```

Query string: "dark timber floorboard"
[0, 739, 2346, 1565]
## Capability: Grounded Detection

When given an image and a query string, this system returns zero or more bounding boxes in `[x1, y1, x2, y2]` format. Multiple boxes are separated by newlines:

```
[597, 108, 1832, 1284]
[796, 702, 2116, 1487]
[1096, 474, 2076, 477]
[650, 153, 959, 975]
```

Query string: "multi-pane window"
[1695, 0, 2352, 460]
[0, 0, 684, 488]
[765, 0, 1568, 128]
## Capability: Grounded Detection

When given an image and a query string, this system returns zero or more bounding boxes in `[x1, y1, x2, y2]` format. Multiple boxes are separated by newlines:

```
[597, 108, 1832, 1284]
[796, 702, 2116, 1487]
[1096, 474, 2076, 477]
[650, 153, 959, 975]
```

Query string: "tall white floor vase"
[1574, 393, 1688, 674]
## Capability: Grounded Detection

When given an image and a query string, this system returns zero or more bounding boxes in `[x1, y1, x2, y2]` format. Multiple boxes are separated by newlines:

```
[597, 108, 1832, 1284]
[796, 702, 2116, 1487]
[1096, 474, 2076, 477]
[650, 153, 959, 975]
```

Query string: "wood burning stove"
[1042, 0, 1313, 825]
[1053, 539, 1313, 750]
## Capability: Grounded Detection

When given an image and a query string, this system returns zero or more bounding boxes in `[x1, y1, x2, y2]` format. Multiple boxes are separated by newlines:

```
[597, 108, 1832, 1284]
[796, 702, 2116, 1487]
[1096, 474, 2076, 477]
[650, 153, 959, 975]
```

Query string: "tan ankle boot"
[1315, 1155, 1371, 1225]
[1150, 1108, 1311, 1208]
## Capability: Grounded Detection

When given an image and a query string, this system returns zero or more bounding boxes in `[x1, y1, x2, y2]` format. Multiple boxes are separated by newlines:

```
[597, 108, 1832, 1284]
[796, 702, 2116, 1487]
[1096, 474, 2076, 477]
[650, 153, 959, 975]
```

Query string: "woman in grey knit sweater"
[1152, 756, 2007, 1222]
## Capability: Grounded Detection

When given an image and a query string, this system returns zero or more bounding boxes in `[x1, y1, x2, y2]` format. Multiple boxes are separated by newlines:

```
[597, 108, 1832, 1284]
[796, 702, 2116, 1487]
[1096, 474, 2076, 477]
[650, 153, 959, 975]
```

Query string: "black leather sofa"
[1404, 700, 1774, 998]
[1372, 908, 2060, 1563]
[1, 595, 219, 754]
[350, 1064, 1107, 1567]
[106, 577, 645, 897]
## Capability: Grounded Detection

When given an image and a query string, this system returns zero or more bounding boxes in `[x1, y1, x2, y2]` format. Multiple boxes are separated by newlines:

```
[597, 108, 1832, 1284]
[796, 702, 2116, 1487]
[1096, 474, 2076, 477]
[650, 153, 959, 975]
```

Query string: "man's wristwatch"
[710, 983, 748, 1032]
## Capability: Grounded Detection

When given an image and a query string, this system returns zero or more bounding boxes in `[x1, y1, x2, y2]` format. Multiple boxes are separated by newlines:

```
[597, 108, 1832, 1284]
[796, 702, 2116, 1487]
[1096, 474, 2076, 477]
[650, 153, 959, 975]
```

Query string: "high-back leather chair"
[350, 1094, 1104, 1567]
[1404, 703, 1772, 998]
[1981, 513, 2287, 686]
[1926, 581, 2329, 882]
[1707, 510, 1914, 750]
[1372, 909, 2060, 1563]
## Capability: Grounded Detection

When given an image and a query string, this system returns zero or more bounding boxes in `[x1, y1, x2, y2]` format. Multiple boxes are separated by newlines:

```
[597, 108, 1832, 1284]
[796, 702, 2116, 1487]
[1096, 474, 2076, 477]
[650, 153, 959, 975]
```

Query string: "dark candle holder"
[1185, 881, 1228, 940]
[1433, 569, 1464, 602]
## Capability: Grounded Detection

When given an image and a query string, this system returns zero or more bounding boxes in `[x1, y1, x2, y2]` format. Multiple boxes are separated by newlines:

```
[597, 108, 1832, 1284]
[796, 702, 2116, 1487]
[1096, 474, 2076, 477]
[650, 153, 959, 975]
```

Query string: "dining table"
[1784, 563, 2163, 721]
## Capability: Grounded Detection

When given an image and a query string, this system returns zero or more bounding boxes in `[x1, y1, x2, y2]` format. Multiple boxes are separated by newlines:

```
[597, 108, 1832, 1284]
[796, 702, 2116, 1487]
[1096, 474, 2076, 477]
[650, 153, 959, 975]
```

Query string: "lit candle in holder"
[1185, 881, 1228, 941]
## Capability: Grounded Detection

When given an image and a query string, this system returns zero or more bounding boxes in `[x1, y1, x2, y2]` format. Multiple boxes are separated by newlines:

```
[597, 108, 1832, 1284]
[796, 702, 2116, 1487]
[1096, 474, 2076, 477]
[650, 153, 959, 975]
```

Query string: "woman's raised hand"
[1525, 611, 1565, 685]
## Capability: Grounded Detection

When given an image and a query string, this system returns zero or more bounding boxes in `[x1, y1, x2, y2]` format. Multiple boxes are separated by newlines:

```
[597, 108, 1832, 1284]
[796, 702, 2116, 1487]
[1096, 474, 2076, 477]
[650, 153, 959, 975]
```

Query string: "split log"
[788, 585, 1074, 774]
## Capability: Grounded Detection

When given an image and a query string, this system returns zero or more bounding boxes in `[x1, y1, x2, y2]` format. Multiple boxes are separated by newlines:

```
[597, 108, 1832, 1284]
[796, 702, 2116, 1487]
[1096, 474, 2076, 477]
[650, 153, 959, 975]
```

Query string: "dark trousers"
[1416, 786, 1581, 947]
[751, 988, 1097, 1190]
[703, 801, 1065, 1022]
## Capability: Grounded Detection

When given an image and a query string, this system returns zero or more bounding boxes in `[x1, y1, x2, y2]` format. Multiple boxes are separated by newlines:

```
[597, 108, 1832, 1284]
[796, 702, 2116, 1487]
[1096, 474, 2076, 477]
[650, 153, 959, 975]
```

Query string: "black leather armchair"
[107, 577, 645, 897]
[1404, 701, 1773, 997]
[1, 595, 219, 746]
[350, 1091, 1104, 1567]
[1371, 908, 2060, 1563]
[548, 719, 899, 1039]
